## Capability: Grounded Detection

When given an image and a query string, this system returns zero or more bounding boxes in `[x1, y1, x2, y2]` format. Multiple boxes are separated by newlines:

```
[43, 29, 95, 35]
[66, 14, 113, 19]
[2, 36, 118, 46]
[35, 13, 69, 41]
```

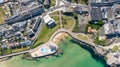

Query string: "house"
[103, 20, 120, 38]
[43, 15, 56, 28]
[106, 8, 114, 19]
[44, 0, 50, 8]
[90, 7, 102, 21]
[114, 4, 120, 18]
[15, 32, 23, 37]
[73, 6, 82, 14]
[7, 42, 20, 49]
[26, 29, 35, 38]
[1, 43, 7, 49]
[38, 0, 44, 3]
[20, 40, 31, 46]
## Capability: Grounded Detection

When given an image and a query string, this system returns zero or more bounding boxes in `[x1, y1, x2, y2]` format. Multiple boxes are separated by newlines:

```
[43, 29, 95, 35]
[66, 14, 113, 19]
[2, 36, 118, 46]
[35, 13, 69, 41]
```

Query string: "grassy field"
[77, 34, 89, 41]
[51, 16, 60, 22]
[33, 23, 60, 48]
[50, 11, 59, 15]
[0, 7, 5, 24]
[50, 0, 55, 7]
[72, 14, 81, 33]
[71, 0, 86, 4]
[62, 16, 75, 30]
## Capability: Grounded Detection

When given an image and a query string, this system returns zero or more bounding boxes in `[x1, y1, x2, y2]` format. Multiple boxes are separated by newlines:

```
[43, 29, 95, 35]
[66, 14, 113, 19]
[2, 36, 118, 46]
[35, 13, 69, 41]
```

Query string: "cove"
[0, 37, 105, 67]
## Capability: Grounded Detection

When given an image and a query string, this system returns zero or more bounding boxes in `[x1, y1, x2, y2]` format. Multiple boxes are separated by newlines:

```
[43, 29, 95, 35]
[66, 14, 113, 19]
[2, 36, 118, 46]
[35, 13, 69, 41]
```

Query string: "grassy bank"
[32, 23, 59, 48]
[0, 7, 5, 24]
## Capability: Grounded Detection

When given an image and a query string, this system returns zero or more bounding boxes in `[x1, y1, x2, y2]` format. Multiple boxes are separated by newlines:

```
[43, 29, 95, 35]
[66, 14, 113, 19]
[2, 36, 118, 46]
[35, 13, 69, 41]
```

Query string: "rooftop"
[90, 7, 102, 21]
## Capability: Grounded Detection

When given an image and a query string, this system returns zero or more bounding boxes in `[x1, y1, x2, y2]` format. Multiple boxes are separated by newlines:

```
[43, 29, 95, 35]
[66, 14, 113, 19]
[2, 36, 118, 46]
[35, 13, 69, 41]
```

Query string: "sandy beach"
[52, 32, 69, 44]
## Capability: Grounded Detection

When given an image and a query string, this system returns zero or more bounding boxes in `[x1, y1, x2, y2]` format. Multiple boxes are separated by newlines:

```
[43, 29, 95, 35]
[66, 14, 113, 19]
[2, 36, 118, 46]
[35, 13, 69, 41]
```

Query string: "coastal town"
[0, 0, 120, 67]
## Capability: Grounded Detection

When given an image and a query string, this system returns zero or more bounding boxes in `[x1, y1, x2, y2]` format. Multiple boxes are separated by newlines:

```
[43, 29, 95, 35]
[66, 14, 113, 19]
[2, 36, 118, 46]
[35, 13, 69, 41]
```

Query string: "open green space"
[94, 35, 106, 46]
[112, 46, 119, 52]
[77, 34, 88, 41]
[0, 7, 5, 24]
[72, 14, 81, 32]
[50, 11, 59, 15]
[71, 0, 88, 4]
[62, 16, 74, 29]
[32, 23, 60, 48]
[51, 16, 60, 22]
[0, 37, 104, 67]
[85, 21, 104, 34]
[50, 0, 55, 7]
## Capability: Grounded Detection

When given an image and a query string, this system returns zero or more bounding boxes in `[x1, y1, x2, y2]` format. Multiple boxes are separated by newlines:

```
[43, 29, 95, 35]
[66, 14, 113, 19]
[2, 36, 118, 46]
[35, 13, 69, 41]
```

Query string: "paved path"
[50, 28, 95, 46]
[0, 50, 30, 59]
[59, 11, 63, 29]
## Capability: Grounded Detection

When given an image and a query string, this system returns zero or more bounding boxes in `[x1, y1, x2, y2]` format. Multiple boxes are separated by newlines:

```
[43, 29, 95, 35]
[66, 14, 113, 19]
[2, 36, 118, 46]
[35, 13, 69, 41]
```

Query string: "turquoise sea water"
[0, 38, 105, 67]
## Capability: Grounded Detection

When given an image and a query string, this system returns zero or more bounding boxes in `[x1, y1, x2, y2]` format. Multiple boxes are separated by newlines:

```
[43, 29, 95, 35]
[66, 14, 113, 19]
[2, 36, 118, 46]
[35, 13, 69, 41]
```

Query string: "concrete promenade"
[30, 42, 58, 58]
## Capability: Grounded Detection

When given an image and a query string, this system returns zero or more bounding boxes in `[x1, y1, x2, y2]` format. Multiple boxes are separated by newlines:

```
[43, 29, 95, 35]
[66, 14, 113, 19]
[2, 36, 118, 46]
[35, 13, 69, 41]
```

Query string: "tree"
[96, 20, 104, 26]
[73, 14, 78, 20]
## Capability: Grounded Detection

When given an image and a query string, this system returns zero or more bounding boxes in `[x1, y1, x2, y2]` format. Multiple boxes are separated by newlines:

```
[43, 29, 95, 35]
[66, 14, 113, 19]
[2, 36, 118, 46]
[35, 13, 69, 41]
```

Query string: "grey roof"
[115, 8, 120, 14]
[90, 7, 102, 21]
[20, 40, 31, 46]
[90, 2, 114, 7]
[99, 26, 105, 36]
[5, 6, 44, 24]
[44, 0, 50, 5]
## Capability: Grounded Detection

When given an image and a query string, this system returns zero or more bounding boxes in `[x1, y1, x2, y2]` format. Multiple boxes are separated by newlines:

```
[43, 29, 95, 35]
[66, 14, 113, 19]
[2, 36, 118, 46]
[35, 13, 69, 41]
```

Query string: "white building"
[43, 15, 56, 28]
[104, 23, 110, 34]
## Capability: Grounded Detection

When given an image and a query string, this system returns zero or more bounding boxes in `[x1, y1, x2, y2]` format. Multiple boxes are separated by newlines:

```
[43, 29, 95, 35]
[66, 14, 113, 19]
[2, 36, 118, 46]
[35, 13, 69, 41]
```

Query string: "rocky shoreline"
[70, 38, 111, 67]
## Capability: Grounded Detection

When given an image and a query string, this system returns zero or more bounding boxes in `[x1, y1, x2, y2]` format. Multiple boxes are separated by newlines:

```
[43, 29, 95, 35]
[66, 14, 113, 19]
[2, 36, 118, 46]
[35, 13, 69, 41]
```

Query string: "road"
[0, 50, 30, 59]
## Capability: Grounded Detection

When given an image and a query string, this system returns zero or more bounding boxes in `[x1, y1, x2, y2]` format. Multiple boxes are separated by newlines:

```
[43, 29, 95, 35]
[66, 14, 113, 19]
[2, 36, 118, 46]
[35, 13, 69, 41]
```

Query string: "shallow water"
[0, 38, 104, 67]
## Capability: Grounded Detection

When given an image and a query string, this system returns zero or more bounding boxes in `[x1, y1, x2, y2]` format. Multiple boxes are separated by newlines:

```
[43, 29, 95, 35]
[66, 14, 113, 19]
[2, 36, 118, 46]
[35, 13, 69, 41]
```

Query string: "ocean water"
[0, 38, 105, 67]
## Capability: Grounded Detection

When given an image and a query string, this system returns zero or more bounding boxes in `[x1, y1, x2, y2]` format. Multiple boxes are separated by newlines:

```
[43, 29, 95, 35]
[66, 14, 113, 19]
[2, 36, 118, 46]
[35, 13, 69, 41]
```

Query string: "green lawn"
[51, 16, 60, 22]
[62, 16, 75, 30]
[112, 46, 119, 52]
[50, 0, 55, 7]
[52, 15, 75, 30]
[72, 20, 80, 32]
[32, 23, 60, 48]
[71, 0, 87, 4]
[77, 34, 88, 41]
[0, 7, 5, 24]
[50, 11, 59, 15]
[85, 24, 100, 34]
